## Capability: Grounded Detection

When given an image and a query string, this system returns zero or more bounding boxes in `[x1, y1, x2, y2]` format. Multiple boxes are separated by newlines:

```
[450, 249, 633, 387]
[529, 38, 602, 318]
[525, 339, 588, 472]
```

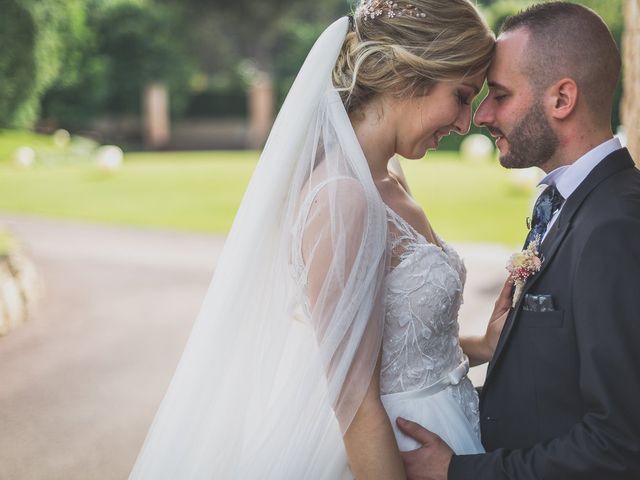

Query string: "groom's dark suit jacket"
[450, 148, 640, 479]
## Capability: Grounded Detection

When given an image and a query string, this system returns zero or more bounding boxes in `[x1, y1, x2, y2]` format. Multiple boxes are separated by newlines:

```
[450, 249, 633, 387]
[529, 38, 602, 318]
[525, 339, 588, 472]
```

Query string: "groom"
[397, 3, 640, 479]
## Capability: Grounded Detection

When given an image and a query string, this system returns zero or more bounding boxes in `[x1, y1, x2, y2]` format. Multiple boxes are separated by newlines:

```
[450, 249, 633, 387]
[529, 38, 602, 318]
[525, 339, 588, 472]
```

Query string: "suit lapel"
[483, 148, 635, 386]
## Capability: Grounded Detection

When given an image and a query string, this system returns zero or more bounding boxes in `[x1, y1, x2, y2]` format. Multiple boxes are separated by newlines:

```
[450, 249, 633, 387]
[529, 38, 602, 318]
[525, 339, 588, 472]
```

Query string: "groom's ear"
[548, 78, 578, 120]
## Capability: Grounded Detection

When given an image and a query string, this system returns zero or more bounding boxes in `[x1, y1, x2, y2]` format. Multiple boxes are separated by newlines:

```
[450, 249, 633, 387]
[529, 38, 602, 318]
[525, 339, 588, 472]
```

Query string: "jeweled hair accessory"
[356, 0, 427, 20]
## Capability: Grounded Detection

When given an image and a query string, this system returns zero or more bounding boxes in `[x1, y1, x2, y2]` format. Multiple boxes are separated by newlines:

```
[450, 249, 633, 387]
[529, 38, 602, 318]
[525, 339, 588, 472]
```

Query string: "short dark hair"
[501, 2, 620, 124]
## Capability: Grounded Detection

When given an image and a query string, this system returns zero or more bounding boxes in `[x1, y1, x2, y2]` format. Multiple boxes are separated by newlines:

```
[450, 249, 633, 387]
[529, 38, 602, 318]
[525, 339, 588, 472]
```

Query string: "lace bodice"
[290, 183, 479, 437]
[381, 205, 480, 433]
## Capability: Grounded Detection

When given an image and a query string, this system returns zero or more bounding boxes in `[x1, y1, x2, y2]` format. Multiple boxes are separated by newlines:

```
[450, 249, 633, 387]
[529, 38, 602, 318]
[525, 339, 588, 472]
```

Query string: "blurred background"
[0, 0, 629, 149]
[0, 0, 638, 479]
[0, 0, 635, 242]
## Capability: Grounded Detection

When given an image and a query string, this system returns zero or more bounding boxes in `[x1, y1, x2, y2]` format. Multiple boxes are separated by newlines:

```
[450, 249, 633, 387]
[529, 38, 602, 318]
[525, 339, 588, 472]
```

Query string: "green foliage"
[0, 1, 36, 128]
[40, 54, 110, 129]
[480, 1, 623, 44]
[0, 0, 88, 128]
[154, 0, 348, 117]
[41, 0, 194, 127]
[5, 0, 626, 133]
[482, 0, 530, 32]
[272, 22, 327, 106]
[97, 2, 193, 115]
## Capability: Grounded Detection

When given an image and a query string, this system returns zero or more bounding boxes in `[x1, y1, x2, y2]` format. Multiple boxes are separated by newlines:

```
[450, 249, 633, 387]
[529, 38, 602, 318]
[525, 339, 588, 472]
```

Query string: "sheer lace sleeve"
[296, 175, 387, 433]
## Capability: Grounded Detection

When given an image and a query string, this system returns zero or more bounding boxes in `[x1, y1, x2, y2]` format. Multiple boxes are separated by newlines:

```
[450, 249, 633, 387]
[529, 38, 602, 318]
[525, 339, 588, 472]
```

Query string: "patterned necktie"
[525, 184, 565, 247]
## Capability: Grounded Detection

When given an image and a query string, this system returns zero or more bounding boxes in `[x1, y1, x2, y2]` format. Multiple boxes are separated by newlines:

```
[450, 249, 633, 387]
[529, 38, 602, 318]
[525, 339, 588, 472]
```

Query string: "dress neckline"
[382, 203, 445, 251]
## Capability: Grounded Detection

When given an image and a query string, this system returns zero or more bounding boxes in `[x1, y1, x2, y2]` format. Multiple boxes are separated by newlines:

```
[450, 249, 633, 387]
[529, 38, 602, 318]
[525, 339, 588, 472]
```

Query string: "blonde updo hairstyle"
[333, 0, 495, 115]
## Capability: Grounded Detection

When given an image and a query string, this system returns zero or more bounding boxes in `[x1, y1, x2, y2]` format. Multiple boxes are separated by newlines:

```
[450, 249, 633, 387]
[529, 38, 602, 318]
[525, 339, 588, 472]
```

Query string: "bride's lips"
[428, 131, 449, 149]
[426, 135, 440, 150]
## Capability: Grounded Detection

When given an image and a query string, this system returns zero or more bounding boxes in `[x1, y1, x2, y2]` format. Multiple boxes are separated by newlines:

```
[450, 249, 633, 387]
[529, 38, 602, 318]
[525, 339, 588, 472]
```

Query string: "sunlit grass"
[0, 150, 255, 232]
[0, 129, 55, 163]
[0, 148, 535, 245]
[401, 153, 535, 245]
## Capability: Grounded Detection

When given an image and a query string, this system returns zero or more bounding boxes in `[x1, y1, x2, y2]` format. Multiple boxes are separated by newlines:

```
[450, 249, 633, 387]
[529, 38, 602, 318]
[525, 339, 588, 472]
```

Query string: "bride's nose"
[453, 106, 472, 134]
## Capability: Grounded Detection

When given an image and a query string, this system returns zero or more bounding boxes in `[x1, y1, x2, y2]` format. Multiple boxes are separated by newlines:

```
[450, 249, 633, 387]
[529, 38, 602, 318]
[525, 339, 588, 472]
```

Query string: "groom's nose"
[473, 97, 493, 128]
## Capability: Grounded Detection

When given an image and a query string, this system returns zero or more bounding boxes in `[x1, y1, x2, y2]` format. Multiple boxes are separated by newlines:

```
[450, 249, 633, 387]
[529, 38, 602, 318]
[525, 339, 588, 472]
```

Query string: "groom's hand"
[396, 417, 453, 480]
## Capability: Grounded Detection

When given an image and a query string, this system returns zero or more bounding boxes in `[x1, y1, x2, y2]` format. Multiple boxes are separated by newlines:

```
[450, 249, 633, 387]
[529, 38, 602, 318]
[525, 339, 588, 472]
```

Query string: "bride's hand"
[484, 277, 513, 355]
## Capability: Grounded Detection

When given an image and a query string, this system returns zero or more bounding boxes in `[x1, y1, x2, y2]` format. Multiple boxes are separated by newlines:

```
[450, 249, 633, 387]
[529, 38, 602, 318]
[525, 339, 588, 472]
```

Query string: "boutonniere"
[506, 236, 543, 307]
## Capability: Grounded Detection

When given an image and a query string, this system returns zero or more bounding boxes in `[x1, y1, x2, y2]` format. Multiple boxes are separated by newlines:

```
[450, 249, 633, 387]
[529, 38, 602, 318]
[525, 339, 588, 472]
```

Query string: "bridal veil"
[130, 17, 390, 479]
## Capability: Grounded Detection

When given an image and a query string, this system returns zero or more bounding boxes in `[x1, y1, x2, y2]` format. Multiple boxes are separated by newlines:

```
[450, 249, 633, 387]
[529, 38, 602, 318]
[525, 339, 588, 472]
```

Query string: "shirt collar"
[537, 137, 622, 199]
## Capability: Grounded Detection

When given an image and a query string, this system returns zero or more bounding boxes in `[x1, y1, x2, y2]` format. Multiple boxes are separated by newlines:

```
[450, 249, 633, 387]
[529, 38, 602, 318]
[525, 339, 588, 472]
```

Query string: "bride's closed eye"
[456, 92, 471, 106]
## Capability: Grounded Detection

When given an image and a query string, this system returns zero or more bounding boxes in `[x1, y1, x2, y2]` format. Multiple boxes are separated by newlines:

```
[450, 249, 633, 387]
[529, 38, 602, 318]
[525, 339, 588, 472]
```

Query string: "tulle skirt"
[381, 381, 485, 454]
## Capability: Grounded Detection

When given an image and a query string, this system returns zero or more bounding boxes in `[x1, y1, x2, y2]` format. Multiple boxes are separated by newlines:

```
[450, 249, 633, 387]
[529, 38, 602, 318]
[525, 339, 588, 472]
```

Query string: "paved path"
[0, 214, 511, 480]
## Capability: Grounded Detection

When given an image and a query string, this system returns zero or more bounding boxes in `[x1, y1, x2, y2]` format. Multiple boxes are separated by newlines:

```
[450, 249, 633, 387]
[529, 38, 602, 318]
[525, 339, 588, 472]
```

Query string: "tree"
[0, 0, 36, 127]
[96, 2, 192, 115]
[157, 0, 348, 98]
[41, 0, 194, 135]
[0, 0, 88, 128]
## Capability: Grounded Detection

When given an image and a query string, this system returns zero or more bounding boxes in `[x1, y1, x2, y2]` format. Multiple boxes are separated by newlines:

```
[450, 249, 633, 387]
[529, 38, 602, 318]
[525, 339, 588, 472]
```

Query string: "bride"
[130, 1, 508, 478]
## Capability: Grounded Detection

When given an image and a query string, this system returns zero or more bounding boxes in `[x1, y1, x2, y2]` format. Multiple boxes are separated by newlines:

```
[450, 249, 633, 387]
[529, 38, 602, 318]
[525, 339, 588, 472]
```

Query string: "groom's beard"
[496, 101, 559, 169]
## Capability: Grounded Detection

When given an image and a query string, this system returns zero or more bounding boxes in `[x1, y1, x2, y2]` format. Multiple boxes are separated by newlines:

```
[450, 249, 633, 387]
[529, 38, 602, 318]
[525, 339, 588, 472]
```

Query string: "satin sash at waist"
[381, 356, 470, 402]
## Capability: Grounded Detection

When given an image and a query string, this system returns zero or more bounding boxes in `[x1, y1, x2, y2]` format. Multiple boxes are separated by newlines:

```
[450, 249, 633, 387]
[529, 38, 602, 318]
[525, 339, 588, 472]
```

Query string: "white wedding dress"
[293, 181, 484, 459]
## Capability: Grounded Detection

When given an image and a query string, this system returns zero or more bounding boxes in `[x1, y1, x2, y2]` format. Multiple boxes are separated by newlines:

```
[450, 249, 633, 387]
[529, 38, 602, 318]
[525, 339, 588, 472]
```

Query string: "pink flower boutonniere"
[506, 236, 543, 307]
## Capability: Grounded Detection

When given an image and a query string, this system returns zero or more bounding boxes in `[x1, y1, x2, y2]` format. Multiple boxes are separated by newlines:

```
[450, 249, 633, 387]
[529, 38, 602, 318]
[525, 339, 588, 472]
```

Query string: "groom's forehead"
[488, 29, 531, 86]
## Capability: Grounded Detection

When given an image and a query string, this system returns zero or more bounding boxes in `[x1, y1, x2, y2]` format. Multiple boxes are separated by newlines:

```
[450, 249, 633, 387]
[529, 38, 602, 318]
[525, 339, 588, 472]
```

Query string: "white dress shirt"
[537, 137, 623, 241]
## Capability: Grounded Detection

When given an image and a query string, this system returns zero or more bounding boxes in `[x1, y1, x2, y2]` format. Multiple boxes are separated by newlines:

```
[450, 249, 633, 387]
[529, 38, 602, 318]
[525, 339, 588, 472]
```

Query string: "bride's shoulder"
[301, 175, 368, 213]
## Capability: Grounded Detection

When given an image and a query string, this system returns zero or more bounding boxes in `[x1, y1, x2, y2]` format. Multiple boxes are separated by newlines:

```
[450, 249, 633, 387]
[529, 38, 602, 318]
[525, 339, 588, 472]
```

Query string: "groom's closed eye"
[486, 80, 512, 101]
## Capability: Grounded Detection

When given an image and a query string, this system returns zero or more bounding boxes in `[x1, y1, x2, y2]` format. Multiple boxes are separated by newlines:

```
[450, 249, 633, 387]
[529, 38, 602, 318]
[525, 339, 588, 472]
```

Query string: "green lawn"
[0, 147, 536, 245]
[0, 129, 56, 162]
[401, 153, 536, 245]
